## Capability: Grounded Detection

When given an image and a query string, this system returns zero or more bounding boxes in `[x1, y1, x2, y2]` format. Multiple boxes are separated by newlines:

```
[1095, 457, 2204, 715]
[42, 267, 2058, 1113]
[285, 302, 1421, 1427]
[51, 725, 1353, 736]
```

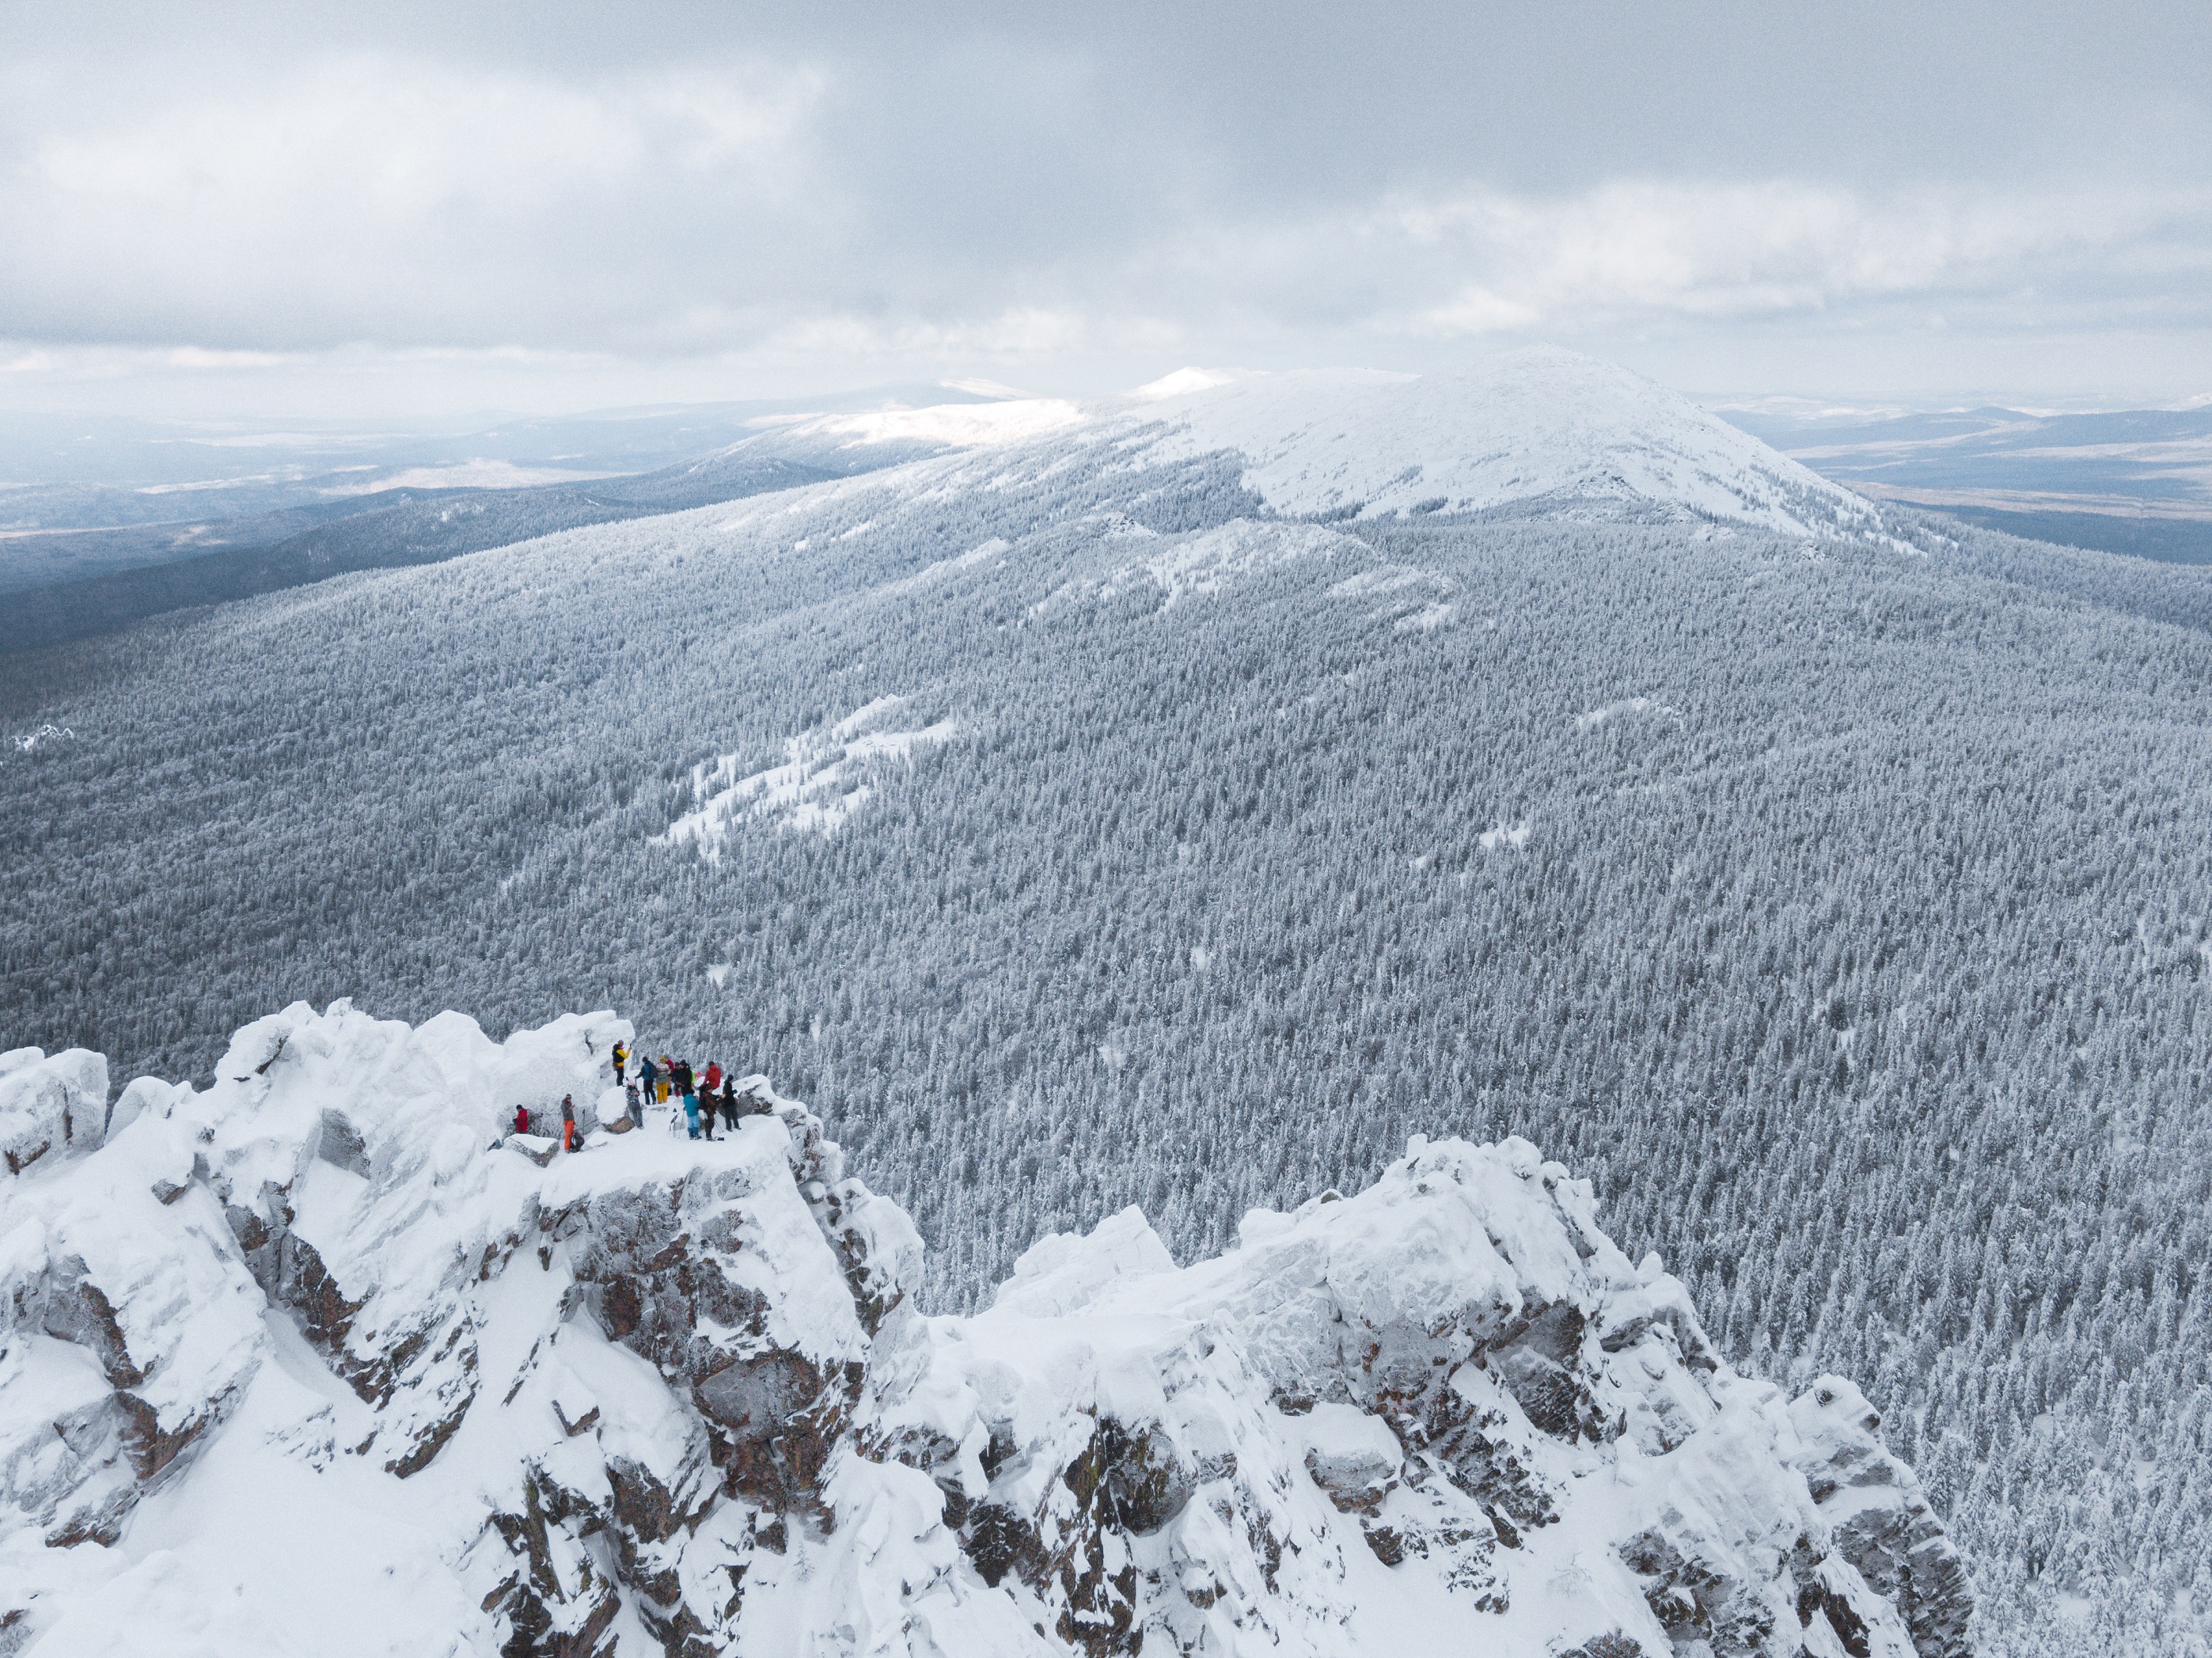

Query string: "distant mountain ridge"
[6, 348, 1884, 650]
[1717, 400, 2212, 564]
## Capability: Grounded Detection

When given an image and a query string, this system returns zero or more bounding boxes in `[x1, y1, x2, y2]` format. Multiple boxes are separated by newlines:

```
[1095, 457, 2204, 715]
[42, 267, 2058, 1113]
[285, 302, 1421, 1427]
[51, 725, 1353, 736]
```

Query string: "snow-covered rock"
[1, 1048, 110, 1175]
[1, 1004, 1969, 1657]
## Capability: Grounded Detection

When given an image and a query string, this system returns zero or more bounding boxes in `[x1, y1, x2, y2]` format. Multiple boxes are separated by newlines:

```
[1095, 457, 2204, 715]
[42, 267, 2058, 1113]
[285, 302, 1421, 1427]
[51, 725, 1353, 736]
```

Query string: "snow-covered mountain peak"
[726, 347, 1880, 538]
[1104, 347, 1880, 535]
[5, 1002, 1971, 1657]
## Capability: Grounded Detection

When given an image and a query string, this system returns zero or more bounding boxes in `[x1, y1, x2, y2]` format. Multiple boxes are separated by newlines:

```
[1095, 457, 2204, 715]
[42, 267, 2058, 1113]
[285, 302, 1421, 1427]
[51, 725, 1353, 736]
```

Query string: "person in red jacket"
[512, 1102, 531, 1136]
[702, 1060, 723, 1095]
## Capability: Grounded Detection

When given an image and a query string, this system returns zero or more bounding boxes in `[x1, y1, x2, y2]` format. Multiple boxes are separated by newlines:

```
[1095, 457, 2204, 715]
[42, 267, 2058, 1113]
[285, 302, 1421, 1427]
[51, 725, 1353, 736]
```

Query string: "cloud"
[0, 56, 829, 352]
[0, 6, 2208, 408]
[1382, 180, 2212, 336]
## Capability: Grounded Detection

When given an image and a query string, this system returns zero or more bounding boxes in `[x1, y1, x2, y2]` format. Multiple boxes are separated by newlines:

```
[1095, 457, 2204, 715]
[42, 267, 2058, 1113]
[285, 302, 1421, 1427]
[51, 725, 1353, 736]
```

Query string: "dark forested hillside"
[6, 438, 2212, 1655]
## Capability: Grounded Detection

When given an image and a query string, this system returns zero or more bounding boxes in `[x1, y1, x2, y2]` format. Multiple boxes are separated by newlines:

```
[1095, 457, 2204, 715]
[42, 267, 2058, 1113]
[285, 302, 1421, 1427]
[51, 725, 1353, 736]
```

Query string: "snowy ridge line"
[734, 347, 1885, 541]
[3, 1003, 1971, 1656]
[685, 347, 1885, 543]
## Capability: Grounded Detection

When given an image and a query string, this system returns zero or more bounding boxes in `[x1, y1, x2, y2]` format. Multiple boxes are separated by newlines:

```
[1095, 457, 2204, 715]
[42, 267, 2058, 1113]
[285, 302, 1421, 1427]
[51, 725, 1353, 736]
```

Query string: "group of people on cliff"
[507, 1038, 769, 1150]
[613, 1039, 768, 1141]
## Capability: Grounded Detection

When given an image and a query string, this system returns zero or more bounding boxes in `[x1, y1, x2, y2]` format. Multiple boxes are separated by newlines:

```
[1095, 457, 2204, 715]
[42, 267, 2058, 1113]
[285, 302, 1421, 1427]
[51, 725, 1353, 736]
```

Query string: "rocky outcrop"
[1789, 1379, 1976, 1658]
[0, 1004, 1972, 1656]
[0, 1047, 108, 1176]
[848, 1133, 1973, 1658]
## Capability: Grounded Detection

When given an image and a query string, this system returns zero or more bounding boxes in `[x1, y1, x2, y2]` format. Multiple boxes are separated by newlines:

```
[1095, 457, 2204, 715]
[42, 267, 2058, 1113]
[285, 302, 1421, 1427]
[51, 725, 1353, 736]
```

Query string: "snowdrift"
[2, 1005, 1969, 1656]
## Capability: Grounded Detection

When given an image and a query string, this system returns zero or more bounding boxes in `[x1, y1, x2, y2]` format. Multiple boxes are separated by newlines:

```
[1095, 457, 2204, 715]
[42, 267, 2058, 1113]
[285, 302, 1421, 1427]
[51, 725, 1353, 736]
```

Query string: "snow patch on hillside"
[1117, 518, 1356, 606]
[1036, 518, 1362, 616]
[1395, 601, 1459, 632]
[882, 537, 1011, 595]
[1327, 563, 1463, 633]
[9, 724, 74, 755]
[1576, 696, 1687, 732]
[658, 696, 958, 857]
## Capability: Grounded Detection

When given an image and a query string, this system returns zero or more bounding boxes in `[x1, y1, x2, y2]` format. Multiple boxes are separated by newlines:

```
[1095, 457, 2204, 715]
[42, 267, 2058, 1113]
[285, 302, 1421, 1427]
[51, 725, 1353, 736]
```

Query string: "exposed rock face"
[1788, 1379, 1977, 1658]
[0, 1004, 1972, 1657]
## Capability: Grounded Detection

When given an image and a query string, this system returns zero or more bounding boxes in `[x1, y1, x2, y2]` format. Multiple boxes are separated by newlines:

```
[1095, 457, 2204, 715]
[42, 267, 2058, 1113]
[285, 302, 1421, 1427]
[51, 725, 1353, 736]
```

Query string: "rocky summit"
[2, 1003, 1970, 1656]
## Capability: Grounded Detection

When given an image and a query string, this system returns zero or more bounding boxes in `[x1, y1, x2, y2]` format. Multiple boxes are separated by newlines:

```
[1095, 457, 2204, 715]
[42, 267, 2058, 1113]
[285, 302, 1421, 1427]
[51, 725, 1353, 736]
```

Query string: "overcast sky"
[4, 0, 2210, 417]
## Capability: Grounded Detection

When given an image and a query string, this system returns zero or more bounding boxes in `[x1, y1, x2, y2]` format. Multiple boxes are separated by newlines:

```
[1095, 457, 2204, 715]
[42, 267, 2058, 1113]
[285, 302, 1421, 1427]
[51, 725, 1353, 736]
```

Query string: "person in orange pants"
[560, 1095, 579, 1151]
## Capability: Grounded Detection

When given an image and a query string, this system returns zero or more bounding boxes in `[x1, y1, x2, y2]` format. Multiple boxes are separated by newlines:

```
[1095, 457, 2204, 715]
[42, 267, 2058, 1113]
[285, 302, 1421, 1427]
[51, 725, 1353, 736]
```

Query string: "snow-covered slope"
[3, 1004, 1969, 1657]
[1112, 349, 1880, 536]
[731, 347, 1880, 539]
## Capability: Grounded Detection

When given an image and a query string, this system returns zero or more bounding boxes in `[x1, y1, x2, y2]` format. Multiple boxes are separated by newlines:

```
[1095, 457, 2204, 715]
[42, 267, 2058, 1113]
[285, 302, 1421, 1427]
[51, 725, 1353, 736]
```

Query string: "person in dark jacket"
[611, 1041, 629, 1085]
[560, 1095, 578, 1152]
[639, 1053, 659, 1102]
[695, 1062, 716, 1140]
[719, 1076, 739, 1133]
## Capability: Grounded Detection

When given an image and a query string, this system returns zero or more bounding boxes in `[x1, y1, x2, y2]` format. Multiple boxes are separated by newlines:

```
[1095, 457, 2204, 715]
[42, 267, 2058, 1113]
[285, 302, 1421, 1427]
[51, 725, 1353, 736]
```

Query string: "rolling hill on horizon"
[1719, 401, 2212, 567]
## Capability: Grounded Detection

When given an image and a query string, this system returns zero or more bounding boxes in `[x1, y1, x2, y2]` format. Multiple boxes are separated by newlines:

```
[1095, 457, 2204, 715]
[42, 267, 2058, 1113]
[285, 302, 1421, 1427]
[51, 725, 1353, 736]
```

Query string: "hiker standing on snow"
[682, 1087, 702, 1140]
[639, 1053, 659, 1104]
[512, 1102, 531, 1136]
[719, 1076, 740, 1133]
[611, 1040, 629, 1085]
[560, 1095, 578, 1152]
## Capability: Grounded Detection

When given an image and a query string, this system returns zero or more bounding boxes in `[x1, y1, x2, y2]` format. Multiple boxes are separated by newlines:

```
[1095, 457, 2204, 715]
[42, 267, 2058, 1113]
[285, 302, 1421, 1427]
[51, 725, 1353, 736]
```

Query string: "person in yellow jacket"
[611, 1040, 629, 1085]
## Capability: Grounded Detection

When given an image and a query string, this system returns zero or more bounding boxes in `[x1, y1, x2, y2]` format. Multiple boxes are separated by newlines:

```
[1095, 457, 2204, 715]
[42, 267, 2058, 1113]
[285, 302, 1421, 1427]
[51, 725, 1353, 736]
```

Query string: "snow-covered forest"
[7, 372, 2212, 1653]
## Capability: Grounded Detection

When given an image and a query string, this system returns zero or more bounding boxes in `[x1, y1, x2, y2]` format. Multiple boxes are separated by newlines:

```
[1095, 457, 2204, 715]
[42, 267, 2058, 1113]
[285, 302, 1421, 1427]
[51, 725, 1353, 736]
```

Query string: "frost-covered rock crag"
[1, 1004, 1968, 1657]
